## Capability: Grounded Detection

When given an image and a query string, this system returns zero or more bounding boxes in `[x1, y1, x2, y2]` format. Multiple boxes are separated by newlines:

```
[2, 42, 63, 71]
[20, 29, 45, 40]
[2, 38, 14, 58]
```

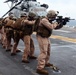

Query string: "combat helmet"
[9, 12, 13, 15]
[20, 12, 27, 17]
[8, 12, 15, 20]
[28, 12, 36, 18]
[47, 10, 58, 18]
[8, 12, 14, 17]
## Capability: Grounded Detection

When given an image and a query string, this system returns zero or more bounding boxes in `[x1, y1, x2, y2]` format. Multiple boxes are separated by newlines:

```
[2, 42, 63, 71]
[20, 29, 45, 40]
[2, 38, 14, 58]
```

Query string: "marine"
[2, 12, 16, 51]
[10, 12, 27, 55]
[21, 12, 37, 63]
[36, 10, 65, 75]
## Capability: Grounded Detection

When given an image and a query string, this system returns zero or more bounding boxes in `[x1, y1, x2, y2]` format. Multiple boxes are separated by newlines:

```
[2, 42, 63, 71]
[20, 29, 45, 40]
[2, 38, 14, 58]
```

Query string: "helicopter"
[3, 0, 49, 18]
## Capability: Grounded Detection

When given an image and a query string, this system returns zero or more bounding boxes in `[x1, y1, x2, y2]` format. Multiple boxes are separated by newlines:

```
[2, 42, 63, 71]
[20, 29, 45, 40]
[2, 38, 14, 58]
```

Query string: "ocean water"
[66, 20, 76, 27]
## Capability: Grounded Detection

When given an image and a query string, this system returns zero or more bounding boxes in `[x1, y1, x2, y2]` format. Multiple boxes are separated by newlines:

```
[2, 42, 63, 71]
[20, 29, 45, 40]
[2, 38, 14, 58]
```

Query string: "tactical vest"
[4, 17, 15, 28]
[37, 25, 52, 38]
[22, 25, 33, 35]
[12, 18, 23, 30]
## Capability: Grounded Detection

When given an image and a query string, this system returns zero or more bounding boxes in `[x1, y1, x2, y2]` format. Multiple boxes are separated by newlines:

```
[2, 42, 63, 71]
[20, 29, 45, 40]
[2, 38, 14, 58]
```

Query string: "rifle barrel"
[70, 19, 75, 20]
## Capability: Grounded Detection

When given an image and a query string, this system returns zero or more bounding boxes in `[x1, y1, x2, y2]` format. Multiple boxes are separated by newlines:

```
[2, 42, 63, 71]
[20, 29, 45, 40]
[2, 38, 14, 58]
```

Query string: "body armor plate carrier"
[37, 25, 52, 38]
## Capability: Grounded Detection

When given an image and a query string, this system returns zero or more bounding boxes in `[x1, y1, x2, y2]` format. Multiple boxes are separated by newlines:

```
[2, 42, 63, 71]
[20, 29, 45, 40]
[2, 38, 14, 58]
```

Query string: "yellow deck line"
[51, 35, 76, 43]
[33, 32, 76, 43]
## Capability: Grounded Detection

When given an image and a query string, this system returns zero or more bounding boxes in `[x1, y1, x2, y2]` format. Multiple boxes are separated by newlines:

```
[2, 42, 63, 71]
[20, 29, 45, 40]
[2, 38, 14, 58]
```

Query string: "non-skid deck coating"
[0, 27, 76, 75]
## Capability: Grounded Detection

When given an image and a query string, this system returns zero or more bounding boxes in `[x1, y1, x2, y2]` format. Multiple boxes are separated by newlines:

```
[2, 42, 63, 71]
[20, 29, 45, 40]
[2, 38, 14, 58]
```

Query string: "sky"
[0, 0, 76, 19]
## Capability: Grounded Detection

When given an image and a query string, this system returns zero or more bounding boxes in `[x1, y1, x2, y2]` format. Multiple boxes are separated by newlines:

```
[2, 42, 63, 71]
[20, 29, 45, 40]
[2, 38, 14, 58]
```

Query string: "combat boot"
[28, 55, 37, 59]
[36, 69, 48, 75]
[16, 49, 21, 53]
[11, 53, 16, 56]
[22, 55, 30, 63]
[22, 60, 30, 63]
[6, 49, 11, 52]
[2, 45, 6, 49]
[45, 63, 53, 67]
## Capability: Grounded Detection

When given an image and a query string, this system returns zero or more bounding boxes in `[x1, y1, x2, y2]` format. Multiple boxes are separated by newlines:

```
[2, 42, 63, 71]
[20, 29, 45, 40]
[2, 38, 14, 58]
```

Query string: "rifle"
[55, 16, 75, 25]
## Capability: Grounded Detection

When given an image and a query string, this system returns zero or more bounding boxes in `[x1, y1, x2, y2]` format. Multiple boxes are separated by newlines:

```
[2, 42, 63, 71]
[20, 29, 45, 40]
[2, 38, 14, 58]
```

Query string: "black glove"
[62, 20, 67, 25]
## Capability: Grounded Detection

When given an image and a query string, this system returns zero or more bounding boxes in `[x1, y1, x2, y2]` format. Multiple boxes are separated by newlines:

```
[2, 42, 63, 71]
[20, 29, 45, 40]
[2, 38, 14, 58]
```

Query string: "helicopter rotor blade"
[2, 0, 23, 18]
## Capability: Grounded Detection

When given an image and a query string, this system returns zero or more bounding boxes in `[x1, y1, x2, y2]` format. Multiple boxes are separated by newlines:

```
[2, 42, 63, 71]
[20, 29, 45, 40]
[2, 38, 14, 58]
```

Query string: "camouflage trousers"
[5, 28, 14, 50]
[22, 35, 35, 60]
[36, 35, 51, 70]
[11, 30, 23, 53]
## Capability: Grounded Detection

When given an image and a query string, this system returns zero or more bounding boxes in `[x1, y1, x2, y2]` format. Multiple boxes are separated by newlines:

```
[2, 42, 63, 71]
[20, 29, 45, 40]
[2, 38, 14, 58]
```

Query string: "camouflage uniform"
[11, 12, 36, 59]
[11, 12, 27, 55]
[0, 18, 5, 46]
[36, 10, 60, 75]
[0, 26, 7, 48]
[4, 13, 16, 51]
[22, 12, 37, 63]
